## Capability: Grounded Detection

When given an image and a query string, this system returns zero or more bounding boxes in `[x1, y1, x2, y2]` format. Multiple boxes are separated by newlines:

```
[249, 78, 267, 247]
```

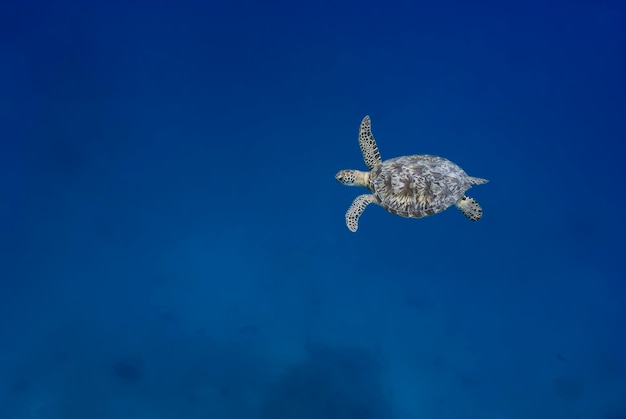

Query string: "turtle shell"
[370, 154, 472, 218]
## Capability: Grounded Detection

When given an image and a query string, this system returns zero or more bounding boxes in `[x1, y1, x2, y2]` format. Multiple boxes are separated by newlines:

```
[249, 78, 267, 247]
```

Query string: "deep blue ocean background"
[1, 0, 625, 418]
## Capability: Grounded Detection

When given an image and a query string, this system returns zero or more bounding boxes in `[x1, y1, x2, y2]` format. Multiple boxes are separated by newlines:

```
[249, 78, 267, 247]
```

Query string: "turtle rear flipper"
[456, 196, 483, 221]
[346, 194, 375, 232]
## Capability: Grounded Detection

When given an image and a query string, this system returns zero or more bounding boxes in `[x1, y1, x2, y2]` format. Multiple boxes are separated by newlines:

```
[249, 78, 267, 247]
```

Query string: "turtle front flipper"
[455, 196, 483, 221]
[346, 194, 376, 232]
[359, 116, 382, 170]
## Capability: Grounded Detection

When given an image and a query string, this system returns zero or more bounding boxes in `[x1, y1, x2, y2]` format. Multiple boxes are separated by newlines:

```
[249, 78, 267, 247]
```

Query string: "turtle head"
[335, 169, 369, 187]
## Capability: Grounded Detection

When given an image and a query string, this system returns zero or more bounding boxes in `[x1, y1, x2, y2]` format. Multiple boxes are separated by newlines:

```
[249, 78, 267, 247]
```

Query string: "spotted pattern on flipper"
[346, 194, 376, 232]
[358, 116, 382, 170]
[455, 196, 483, 221]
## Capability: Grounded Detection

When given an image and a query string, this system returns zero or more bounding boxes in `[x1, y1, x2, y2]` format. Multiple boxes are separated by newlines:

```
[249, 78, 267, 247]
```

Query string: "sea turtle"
[335, 115, 489, 232]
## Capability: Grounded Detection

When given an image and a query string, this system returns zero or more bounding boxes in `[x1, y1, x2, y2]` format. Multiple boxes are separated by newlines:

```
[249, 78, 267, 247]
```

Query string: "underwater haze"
[1, 0, 625, 417]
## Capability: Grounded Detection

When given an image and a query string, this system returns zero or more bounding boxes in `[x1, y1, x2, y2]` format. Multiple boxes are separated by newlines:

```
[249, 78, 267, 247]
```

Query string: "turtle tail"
[469, 176, 489, 185]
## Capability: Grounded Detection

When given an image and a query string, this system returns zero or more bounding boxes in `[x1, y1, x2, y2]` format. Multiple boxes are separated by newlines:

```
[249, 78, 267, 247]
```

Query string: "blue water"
[1, 0, 625, 417]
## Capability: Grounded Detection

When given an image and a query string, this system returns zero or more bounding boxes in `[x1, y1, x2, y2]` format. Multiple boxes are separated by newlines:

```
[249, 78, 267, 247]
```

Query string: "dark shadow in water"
[110, 356, 143, 384]
[259, 344, 393, 419]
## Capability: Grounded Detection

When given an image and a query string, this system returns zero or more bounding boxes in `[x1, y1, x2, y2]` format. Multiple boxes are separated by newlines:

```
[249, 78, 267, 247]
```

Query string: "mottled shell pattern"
[370, 154, 473, 218]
